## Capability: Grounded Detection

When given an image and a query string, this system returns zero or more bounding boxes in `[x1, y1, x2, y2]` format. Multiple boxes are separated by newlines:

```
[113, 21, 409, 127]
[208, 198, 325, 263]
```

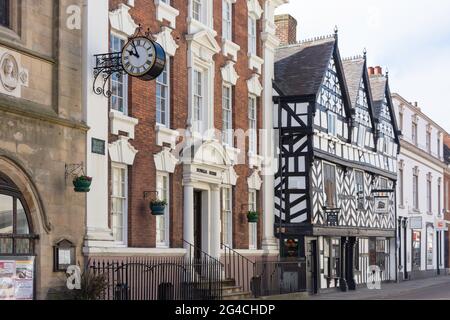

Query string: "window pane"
[16, 200, 29, 235]
[15, 239, 30, 254]
[0, 238, 12, 254]
[0, 194, 13, 234]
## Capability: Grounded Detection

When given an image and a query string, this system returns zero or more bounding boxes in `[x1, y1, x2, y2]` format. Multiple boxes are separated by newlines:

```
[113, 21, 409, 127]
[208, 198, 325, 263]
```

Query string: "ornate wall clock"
[121, 36, 166, 81]
[93, 27, 167, 97]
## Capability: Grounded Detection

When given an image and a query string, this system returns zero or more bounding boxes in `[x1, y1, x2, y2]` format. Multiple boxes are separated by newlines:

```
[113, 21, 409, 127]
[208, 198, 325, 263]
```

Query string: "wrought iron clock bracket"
[93, 52, 124, 98]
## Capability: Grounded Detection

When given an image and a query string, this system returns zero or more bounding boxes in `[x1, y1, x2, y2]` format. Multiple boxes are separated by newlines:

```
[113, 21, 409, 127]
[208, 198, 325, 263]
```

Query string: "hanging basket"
[247, 211, 259, 223]
[150, 200, 167, 216]
[73, 176, 92, 193]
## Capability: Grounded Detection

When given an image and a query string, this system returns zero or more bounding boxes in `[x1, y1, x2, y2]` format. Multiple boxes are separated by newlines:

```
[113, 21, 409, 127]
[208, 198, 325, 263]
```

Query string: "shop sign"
[409, 217, 423, 230]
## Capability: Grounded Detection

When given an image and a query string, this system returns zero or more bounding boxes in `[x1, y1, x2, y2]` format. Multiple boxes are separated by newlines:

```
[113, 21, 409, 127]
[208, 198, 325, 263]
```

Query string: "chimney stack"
[374, 66, 383, 75]
[275, 14, 298, 46]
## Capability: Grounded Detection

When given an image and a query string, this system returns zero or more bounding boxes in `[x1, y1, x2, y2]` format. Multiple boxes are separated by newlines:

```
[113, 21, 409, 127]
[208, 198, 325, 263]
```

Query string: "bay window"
[156, 173, 170, 248]
[156, 58, 170, 127]
[111, 164, 128, 244]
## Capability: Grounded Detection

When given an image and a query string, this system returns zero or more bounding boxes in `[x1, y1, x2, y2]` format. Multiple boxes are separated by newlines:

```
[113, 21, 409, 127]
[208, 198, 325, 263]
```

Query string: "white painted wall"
[393, 94, 446, 273]
[82, 0, 114, 249]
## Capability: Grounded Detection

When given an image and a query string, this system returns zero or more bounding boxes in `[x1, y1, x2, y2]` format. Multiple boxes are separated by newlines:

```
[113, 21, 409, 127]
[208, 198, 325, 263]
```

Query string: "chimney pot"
[368, 67, 375, 75]
[374, 66, 383, 75]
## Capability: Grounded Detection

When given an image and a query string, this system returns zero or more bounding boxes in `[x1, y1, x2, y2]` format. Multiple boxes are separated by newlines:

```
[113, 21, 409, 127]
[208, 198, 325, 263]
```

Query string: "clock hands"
[131, 40, 140, 58]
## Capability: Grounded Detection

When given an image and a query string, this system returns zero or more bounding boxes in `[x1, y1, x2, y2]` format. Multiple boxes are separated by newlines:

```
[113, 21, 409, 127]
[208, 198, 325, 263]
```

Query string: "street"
[310, 276, 450, 300]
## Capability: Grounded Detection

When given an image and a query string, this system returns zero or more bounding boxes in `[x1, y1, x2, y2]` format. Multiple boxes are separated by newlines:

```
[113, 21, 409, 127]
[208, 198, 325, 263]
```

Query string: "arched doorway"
[0, 172, 37, 300]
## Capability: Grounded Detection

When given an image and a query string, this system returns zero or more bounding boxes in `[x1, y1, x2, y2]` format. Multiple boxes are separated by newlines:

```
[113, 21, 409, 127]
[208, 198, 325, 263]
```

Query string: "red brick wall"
[108, 0, 265, 250]
[275, 14, 298, 46]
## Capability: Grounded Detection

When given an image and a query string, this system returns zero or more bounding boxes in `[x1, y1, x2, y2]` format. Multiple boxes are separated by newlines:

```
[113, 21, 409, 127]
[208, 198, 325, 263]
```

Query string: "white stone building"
[393, 93, 447, 279]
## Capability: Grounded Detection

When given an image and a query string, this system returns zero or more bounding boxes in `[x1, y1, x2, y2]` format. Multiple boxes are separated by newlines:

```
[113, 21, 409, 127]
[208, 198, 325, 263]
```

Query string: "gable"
[316, 54, 347, 118]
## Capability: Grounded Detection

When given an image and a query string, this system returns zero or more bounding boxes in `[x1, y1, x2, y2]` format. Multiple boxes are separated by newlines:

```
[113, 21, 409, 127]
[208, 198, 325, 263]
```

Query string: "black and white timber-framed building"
[273, 32, 401, 294]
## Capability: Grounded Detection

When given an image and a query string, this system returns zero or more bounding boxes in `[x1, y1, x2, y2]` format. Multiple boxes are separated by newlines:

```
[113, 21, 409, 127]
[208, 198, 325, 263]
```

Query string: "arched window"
[0, 173, 35, 255]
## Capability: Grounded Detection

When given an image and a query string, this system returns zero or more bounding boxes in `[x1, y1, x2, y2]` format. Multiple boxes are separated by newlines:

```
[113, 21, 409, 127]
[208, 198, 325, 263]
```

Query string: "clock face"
[121, 37, 156, 77]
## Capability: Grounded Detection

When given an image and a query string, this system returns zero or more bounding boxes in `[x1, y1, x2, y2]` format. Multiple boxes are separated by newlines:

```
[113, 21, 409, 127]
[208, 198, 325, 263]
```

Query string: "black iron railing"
[90, 243, 223, 300]
[221, 243, 255, 294]
[252, 260, 307, 297]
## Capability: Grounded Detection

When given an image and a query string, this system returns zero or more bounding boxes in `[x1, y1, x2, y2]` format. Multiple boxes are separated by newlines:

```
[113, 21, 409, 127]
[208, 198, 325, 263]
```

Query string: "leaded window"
[317, 58, 345, 117]
[0, 174, 35, 256]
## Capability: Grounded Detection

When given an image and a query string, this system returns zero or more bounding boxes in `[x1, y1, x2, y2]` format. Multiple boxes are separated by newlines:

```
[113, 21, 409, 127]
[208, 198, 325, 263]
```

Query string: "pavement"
[308, 276, 450, 300]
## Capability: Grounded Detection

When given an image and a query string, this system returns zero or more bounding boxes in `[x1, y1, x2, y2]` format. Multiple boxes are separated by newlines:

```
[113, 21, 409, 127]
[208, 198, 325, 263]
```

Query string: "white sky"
[276, 0, 450, 132]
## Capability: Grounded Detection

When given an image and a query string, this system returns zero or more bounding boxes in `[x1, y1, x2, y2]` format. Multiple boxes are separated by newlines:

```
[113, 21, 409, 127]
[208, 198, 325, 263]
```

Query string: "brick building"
[83, 0, 287, 278]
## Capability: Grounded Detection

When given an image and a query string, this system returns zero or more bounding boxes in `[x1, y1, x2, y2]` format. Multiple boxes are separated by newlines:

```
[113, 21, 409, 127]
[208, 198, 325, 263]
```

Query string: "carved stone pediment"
[248, 170, 262, 191]
[156, 26, 179, 57]
[221, 61, 239, 86]
[109, 4, 138, 36]
[154, 148, 179, 174]
[109, 136, 138, 166]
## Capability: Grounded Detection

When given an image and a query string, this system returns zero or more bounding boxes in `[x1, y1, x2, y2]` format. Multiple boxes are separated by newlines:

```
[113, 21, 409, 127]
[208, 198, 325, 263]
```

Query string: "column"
[210, 185, 221, 259]
[183, 181, 195, 251]
[260, 0, 288, 252]
[83, 0, 114, 248]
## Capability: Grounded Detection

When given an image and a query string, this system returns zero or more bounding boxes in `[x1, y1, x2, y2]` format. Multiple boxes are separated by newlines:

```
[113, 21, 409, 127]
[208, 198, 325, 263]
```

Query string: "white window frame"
[193, 68, 205, 134]
[248, 16, 257, 55]
[222, 186, 233, 248]
[413, 170, 419, 210]
[357, 126, 366, 147]
[399, 166, 404, 206]
[222, 84, 233, 146]
[248, 95, 257, 154]
[222, 0, 232, 41]
[156, 172, 170, 248]
[156, 57, 170, 127]
[248, 189, 257, 250]
[111, 163, 128, 246]
[427, 174, 432, 214]
[328, 112, 337, 136]
[110, 33, 129, 115]
[412, 121, 418, 145]
[192, 0, 204, 23]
